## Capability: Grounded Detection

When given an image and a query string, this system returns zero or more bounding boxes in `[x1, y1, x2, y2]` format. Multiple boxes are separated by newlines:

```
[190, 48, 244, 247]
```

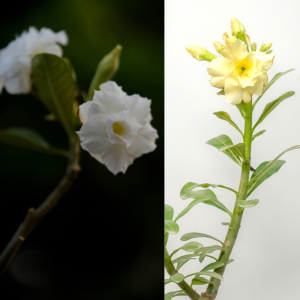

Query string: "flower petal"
[100, 81, 126, 96]
[5, 66, 31, 94]
[78, 101, 92, 125]
[224, 78, 243, 105]
[253, 52, 275, 72]
[208, 57, 233, 88]
[221, 39, 248, 61]
[249, 73, 268, 96]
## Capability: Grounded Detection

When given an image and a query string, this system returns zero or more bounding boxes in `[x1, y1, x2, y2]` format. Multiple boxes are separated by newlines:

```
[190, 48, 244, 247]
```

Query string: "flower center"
[112, 122, 124, 135]
[235, 58, 253, 76]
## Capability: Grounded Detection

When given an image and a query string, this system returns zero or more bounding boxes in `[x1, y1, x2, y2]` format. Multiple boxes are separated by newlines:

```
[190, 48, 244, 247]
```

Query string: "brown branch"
[0, 134, 81, 277]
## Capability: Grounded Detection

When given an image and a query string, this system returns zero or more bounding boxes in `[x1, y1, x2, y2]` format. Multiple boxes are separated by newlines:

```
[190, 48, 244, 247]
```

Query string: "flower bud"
[260, 43, 272, 52]
[251, 43, 257, 51]
[231, 18, 246, 38]
[223, 32, 237, 46]
[186, 46, 217, 62]
[266, 50, 273, 54]
[213, 41, 225, 53]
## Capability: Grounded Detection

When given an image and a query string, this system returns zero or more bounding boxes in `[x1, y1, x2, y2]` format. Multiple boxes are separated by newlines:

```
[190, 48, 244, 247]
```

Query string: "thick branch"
[0, 134, 81, 277]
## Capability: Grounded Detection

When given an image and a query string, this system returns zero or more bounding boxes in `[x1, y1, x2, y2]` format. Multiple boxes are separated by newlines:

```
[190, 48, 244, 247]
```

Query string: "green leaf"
[32, 54, 76, 137]
[170, 273, 185, 283]
[181, 232, 223, 245]
[247, 159, 288, 196]
[0, 127, 68, 157]
[252, 130, 266, 141]
[221, 222, 230, 226]
[200, 261, 225, 272]
[177, 258, 196, 271]
[237, 199, 259, 208]
[197, 271, 223, 281]
[253, 69, 295, 108]
[172, 254, 198, 264]
[213, 111, 243, 136]
[165, 204, 174, 220]
[219, 143, 246, 160]
[195, 245, 223, 255]
[206, 135, 242, 166]
[191, 277, 212, 285]
[227, 259, 234, 265]
[165, 220, 179, 235]
[236, 104, 245, 119]
[174, 189, 232, 222]
[170, 241, 203, 258]
[87, 45, 122, 101]
[164, 279, 172, 285]
[217, 89, 225, 95]
[253, 91, 295, 132]
[165, 291, 180, 300]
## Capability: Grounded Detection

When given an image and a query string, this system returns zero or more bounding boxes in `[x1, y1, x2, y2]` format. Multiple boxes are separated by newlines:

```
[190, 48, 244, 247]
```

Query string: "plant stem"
[165, 245, 201, 300]
[0, 134, 81, 277]
[201, 101, 253, 300]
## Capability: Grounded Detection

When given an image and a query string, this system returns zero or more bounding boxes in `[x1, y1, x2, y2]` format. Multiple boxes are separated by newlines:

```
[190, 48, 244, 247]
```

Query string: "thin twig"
[0, 134, 81, 277]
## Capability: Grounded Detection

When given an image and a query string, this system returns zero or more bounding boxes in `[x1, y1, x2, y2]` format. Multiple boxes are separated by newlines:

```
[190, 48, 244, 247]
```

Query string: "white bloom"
[76, 81, 158, 175]
[0, 27, 68, 94]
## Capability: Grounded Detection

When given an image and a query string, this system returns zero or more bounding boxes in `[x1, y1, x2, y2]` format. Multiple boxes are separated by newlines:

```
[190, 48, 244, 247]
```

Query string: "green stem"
[0, 134, 81, 277]
[165, 245, 201, 300]
[201, 101, 253, 300]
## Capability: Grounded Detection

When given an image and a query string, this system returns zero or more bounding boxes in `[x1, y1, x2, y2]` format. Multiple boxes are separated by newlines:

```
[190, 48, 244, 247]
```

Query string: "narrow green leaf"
[253, 69, 295, 108]
[197, 271, 223, 281]
[236, 104, 245, 119]
[87, 45, 122, 101]
[180, 182, 237, 199]
[170, 241, 203, 258]
[170, 273, 184, 283]
[164, 279, 172, 285]
[165, 204, 174, 220]
[237, 199, 259, 208]
[221, 222, 230, 226]
[227, 259, 234, 265]
[174, 189, 232, 222]
[181, 232, 223, 245]
[206, 135, 242, 166]
[165, 291, 180, 300]
[219, 143, 246, 160]
[213, 111, 243, 136]
[177, 258, 196, 271]
[247, 158, 289, 196]
[194, 245, 223, 255]
[200, 261, 225, 272]
[0, 127, 68, 157]
[252, 130, 266, 141]
[253, 91, 295, 132]
[165, 220, 179, 235]
[191, 277, 211, 285]
[172, 254, 198, 264]
[32, 54, 76, 136]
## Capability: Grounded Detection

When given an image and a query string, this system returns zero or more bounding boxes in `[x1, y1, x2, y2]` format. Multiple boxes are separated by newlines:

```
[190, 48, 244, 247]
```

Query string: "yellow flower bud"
[260, 43, 272, 52]
[223, 32, 237, 46]
[231, 18, 246, 37]
[186, 46, 217, 62]
[213, 41, 225, 53]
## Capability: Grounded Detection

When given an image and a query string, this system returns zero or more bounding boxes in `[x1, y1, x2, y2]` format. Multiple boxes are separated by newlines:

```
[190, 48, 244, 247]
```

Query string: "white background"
[165, 1, 300, 299]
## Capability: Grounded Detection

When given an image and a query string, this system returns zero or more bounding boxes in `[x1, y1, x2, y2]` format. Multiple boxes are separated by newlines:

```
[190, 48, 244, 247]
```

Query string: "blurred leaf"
[219, 143, 246, 160]
[0, 127, 68, 157]
[213, 111, 243, 135]
[197, 271, 223, 281]
[247, 160, 287, 196]
[200, 261, 224, 272]
[177, 258, 195, 271]
[253, 69, 295, 107]
[221, 222, 230, 226]
[236, 104, 245, 119]
[172, 254, 198, 264]
[237, 199, 259, 208]
[165, 204, 174, 220]
[165, 220, 179, 235]
[252, 130, 266, 141]
[165, 291, 181, 300]
[181, 232, 223, 245]
[206, 135, 242, 166]
[180, 182, 237, 199]
[174, 189, 232, 222]
[87, 45, 122, 101]
[192, 277, 211, 285]
[164, 279, 172, 285]
[170, 241, 203, 258]
[63, 57, 77, 82]
[195, 245, 223, 255]
[32, 53, 76, 136]
[253, 91, 295, 132]
[217, 89, 225, 95]
[227, 259, 234, 265]
[170, 273, 184, 283]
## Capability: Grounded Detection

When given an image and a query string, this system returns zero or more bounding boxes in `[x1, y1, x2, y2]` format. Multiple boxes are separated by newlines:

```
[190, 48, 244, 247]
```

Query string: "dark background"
[0, 0, 163, 299]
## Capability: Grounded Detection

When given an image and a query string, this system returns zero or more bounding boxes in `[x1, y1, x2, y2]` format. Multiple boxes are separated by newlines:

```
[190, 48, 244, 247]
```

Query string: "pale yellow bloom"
[208, 39, 275, 104]
[231, 18, 246, 37]
[186, 46, 217, 62]
[213, 41, 225, 53]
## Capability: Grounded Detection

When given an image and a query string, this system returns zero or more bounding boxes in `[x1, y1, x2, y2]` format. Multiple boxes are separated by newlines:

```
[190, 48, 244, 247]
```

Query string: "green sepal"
[0, 127, 68, 157]
[253, 69, 295, 108]
[237, 199, 259, 208]
[87, 45, 122, 101]
[32, 53, 76, 137]
[164, 220, 179, 235]
[219, 143, 246, 161]
[181, 232, 223, 245]
[213, 111, 243, 136]
[206, 135, 242, 166]
[252, 91, 295, 132]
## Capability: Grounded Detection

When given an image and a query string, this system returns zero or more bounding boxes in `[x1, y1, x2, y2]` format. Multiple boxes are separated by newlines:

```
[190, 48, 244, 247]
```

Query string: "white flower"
[76, 81, 158, 175]
[0, 27, 68, 94]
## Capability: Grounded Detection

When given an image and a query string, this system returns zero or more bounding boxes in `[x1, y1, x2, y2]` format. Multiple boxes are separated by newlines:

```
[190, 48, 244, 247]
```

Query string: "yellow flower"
[231, 18, 246, 38]
[208, 39, 275, 104]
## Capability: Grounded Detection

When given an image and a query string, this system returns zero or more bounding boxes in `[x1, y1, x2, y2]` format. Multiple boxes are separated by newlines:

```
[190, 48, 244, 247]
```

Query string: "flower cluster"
[76, 81, 158, 175]
[186, 18, 275, 105]
[0, 27, 68, 94]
